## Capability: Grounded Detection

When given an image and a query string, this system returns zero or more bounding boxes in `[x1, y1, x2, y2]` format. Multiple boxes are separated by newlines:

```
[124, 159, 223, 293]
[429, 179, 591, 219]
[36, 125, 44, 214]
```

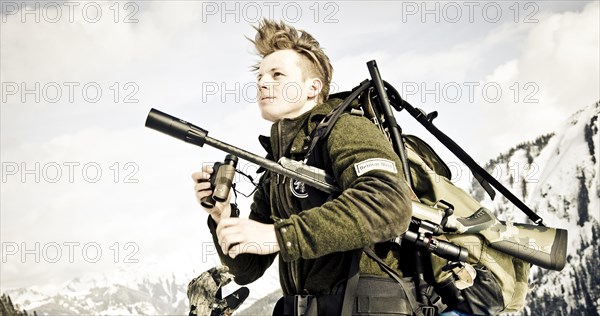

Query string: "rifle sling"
[383, 82, 546, 226]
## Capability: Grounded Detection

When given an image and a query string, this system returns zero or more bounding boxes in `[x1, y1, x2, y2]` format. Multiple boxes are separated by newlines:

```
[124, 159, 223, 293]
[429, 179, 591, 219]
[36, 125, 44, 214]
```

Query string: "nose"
[257, 78, 267, 101]
[259, 81, 267, 92]
[258, 75, 271, 91]
[259, 81, 277, 100]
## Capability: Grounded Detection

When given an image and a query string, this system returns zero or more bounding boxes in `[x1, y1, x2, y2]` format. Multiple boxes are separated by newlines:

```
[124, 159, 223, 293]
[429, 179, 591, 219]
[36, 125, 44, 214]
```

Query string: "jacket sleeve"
[207, 172, 278, 285]
[273, 114, 414, 262]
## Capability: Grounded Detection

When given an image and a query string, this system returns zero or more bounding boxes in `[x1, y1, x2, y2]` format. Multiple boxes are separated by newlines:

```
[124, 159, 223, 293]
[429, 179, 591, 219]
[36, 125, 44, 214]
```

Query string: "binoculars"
[200, 154, 238, 209]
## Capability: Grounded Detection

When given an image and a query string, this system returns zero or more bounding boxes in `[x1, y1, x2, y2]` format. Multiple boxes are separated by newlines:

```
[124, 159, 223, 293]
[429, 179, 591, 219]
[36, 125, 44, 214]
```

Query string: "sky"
[0, 0, 598, 292]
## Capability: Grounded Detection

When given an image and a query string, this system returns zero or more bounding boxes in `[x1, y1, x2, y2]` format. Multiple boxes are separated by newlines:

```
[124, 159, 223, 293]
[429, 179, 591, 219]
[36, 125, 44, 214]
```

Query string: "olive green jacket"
[208, 98, 413, 296]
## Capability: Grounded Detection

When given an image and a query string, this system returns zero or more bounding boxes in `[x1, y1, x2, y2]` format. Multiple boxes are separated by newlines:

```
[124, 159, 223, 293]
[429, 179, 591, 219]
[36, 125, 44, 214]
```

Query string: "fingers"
[191, 165, 213, 183]
[227, 243, 247, 259]
[216, 217, 240, 238]
[216, 218, 242, 256]
[192, 163, 234, 223]
[216, 219, 279, 258]
[194, 181, 211, 191]
[194, 182, 212, 195]
[193, 182, 212, 206]
[192, 165, 216, 207]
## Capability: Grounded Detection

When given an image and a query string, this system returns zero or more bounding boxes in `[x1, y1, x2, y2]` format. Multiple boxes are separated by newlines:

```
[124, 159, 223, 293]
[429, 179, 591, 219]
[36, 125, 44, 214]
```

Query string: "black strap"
[384, 82, 546, 226]
[340, 249, 362, 316]
[362, 247, 425, 316]
[304, 80, 372, 161]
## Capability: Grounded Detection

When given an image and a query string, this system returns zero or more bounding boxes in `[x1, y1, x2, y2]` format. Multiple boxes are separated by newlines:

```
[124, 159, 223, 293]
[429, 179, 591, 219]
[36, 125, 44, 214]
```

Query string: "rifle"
[145, 108, 567, 271]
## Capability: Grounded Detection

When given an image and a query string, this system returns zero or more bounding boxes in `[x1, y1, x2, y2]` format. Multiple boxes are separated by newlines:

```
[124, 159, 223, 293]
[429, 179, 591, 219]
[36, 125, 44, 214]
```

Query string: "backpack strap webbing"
[340, 249, 362, 316]
[363, 247, 446, 316]
[304, 80, 372, 162]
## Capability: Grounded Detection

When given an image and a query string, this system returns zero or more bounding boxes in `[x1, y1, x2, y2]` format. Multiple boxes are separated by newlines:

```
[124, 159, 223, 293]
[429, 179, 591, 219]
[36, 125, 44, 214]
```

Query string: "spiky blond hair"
[249, 19, 333, 103]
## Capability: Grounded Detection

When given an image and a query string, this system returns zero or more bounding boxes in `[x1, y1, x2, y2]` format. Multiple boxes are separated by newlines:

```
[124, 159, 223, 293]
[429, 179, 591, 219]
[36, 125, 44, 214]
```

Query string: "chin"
[259, 110, 279, 123]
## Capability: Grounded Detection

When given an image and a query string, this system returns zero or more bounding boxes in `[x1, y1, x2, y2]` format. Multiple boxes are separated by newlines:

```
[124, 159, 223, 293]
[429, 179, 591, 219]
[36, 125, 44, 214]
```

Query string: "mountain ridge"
[470, 102, 599, 315]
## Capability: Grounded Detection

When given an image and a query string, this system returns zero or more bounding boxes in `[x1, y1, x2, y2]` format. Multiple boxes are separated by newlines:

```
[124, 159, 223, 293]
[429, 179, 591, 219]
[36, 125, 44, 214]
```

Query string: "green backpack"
[404, 134, 530, 313]
[305, 67, 565, 314]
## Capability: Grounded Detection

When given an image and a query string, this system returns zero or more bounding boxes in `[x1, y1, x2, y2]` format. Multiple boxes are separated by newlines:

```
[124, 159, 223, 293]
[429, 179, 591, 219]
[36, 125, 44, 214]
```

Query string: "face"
[257, 49, 321, 122]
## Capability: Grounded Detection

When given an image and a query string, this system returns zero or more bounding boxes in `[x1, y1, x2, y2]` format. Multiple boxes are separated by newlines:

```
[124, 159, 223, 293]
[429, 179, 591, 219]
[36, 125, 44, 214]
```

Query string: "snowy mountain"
[3, 262, 281, 315]
[3, 266, 192, 315]
[470, 102, 600, 315]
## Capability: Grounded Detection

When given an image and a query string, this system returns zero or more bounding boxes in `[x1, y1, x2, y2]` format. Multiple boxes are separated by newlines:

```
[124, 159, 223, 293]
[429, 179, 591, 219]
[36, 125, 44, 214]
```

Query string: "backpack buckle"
[294, 295, 315, 316]
[421, 306, 436, 316]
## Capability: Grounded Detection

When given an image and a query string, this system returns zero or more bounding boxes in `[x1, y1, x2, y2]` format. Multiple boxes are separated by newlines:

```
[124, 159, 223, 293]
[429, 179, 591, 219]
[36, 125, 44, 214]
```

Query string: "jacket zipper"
[277, 121, 301, 294]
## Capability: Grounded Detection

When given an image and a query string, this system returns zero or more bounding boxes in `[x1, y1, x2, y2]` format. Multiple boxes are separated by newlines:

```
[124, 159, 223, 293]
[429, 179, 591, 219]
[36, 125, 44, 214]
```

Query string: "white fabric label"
[354, 158, 397, 176]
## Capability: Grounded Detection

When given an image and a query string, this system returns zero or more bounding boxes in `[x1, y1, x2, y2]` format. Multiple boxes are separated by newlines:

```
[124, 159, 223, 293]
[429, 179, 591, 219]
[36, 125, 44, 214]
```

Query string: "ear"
[306, 78, 323, 100]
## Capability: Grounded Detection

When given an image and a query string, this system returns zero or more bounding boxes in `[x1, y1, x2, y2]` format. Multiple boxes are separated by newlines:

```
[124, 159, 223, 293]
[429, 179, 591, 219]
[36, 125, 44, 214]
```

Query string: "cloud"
[520, 1, 599, 110]
[477, 1, 599, 158]
[0, 1, 208, 80]
[332, 2, 599, 163]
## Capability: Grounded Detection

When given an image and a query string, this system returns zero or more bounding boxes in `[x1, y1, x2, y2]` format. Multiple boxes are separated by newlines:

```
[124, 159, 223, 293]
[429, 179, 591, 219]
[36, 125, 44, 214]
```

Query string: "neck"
[280, 99, 318, 121]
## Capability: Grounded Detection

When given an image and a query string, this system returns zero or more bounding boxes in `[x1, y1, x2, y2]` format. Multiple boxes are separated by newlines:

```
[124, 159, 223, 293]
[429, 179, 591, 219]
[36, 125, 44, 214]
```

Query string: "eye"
[273, 72, 283, 77]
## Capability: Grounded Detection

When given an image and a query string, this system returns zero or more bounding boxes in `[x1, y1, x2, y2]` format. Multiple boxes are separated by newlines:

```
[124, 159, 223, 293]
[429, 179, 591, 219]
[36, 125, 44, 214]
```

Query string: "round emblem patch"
[290, 179, 308, 199]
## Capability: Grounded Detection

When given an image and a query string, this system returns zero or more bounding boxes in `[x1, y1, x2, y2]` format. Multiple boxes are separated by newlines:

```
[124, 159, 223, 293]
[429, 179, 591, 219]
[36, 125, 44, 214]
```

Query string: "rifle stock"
[145, 108, 567, 271]
[483, 222, 567, 271]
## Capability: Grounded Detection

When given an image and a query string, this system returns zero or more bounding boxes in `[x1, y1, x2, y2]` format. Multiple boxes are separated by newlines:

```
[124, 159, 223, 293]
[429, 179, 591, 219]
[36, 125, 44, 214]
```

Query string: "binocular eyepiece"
[201, 155, 239, 209]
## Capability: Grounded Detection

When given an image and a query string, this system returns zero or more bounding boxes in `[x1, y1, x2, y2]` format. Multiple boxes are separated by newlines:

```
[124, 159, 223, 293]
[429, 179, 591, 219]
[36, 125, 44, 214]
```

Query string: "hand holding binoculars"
[200, 155, 238, 209]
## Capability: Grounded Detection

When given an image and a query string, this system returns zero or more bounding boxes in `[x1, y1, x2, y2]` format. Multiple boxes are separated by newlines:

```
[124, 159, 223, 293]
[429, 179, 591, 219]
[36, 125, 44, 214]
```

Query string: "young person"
[192, 19, 416, 315]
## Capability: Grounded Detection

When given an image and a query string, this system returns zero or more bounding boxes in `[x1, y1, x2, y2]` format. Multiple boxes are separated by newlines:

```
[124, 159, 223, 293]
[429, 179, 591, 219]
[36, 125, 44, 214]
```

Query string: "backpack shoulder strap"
[304, 80, 372, 162]
[363, 247, 446, 316]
